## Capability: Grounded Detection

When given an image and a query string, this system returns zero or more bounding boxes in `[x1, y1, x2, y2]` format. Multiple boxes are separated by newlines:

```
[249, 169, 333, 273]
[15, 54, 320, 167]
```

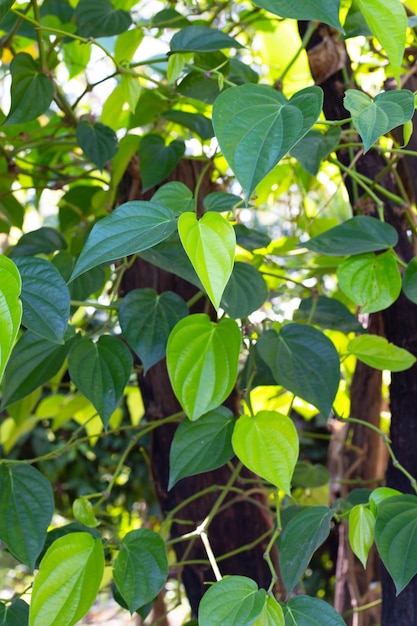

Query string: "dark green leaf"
[257, 324, 340, 416]
[292, 462, 330, 488]
[152, 182, 194, 214]
[139, 232, 201, 288]
[0, 599, 29, 626]
[0, 191, 24, 230]
[68, 336, 133, 427]
[290, 128, 341, 175]
[234, 224, 271, 251]
[228, 57, 259, 85]
[170, 25, 243, 53]
[113, 529, 168, 613]
[251, 0, 343, 32]
[282, 596, 345, 625]
[403, 256, 417, 304]
[294, 295, 364, 333]
[203, 192, 245, 213]
[10, 227, 67, 258]
[176, 71, 222, 104]
[76, 121, 118, 170]
[280, 507, 333, 594]
[343, 1, 372, 38]
[305, 216, 398, 255]
[75, 0, 132, 37]
[138, 134, 185, 192]
[161, 110, 214, 140]
[4, 53, 54, 125]
[221, 262, 268, 319]
[119, 288, 188, 373]
[70, 200, 178, 280]
[150, 8, 189, 28]
[198, 576, 266, 625]
[0, 464, 53, 570]
[375, 495, 417, 595]
[0, 0, 15, 22]
[14, 257, 70, 344]
[169, 406, 235, 489]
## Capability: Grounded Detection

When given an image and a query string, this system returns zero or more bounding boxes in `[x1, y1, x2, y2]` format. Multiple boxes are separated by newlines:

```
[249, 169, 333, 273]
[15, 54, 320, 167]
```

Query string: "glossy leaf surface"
[282, 596, 345, 625]
[348, 335, 416, 371]
[4, 53, 54, 125]
[198, 576, 266, 626]
[251, 0, 343, 31]
[170, 25, 243, 52]
[0, 255, 22, 383]
[221, 262, 268, 319]
[76, 121, 118, 170]
[349, 504, 375, 568]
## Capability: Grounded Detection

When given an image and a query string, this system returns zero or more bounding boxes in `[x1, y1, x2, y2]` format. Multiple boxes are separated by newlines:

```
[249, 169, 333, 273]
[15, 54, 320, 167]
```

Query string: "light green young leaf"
[29, 532, 104, 626]
[349, 504, 375, 568]
[73, 498, 99, 528]
[198, 576, 266, 626]
[354, 0, 407, 85]
[347, 335, 416, 372]
[344, 89, 414, 152]
[121, 73, 141, 111]
[251, 0, 343, 32]
[166, 314, 241, 421]
[0, 255, 22, 383]
[232, 410, 299, 494]
[212, 84, 323, 201]
[4, 53, 54, 125]
[337, 250, 401, 313]
[253, 596, 284, 626]
[178, 211, 236, 310]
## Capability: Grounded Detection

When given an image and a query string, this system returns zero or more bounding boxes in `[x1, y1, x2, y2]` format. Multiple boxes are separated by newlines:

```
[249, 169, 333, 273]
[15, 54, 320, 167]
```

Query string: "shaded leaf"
[221, 262, 268, 319]
[4, 53, 54, 125]
[251, 0, 343, 32]
[9, 227, 67, 258]
[294, 295, 364, 333]
[0, 0, 15, 22]
[170, 25, 243, 53]
[161, 110, 214, 140]
[75, 0, 132, 37]
[347, 334, 416, 371]
[290, 127, 341, 175]
[198, 576, 266, 626]
[402, 256, 417, 304]
[282, 596, 345, 625]
[152, 181, 194, 214]
[138, 134, 185, 192]
[292, 462, 330, 488]
[0, 255, 22, 383]
[176, 71, 223, 104]
[203, 192, 244, 213]
[76, 120, 118, 170]
[0, 599, 29, 626]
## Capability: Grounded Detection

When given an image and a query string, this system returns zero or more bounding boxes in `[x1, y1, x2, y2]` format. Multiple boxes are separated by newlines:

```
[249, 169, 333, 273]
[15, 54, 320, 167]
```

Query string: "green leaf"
[280, 506, 333, 594]
[76, 121, 118, 170]
[0, 255, 22, 384]
[0, 599, 29, 625]
[294, 296, 364, 333]
[203, 192, 245, 213]
[344, 89, 414, 152]
[282, 596, 345, 625]
[375, 495, 417, 594]
[292, 462, 330, 488]
[152, 181, 194, 214]
[72, 498, 99, 528]
[161, 110, 214, 140]
[234, 224, 271, 251]
[369, 486, 402, 515]
[119, 288, 188, 373]
[14, 257, 70, 344]
[178, 211, 235, 310]
[213, 84, 323, 200]
[1, 331, 76, 408]
[232, 410, 299, 493]
[139, 232, 201, 288]
[254, 596, 284, 626]
[29, 532, 104, 626]
[170, 25, 243, 53]
[251, 0, 343, 32]
[304, 215, 398, 255]
[138, 134, 185, 192]
[10, 227, 67, 258]
[354, 0, 407, 85]
[198, 576, 266, 626]
[257, 324, 340, 417]
[0, 464, 53, 570]
[402, 256, 417, 304]
[169, 406, 235, 489]
[70, 200, 178, 280]
[166, 314, 241, 421]
[337, 250, 401, 313]
[290, 128, 341, 175]
[349, 504, 375, 568]
[68, 336, 133, 427]
[121, 73, 141, 111]
[0, 0, 16, 22]
[74, 0, 132, 37]
[347, 334, 416, 371]
[113, 529, 168, 613]
[221, 262, 268, 319]
[4, 53, 54, 125]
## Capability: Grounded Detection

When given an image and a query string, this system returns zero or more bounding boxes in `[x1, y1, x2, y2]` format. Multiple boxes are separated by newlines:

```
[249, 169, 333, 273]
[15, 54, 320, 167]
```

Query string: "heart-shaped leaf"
[166, 314, 241, 421]
[232, 410, 299, 494]
[251, 0, 343, 32]
[178, 211, 235, 310]
[76, 120, 118, 170]
[349, 504, 375, 568]
[347, 335, 416, 371]
[198, 576, 266, 626]
[4, 53, 54, 125]
[221, 262, 268, 319]
[0, 255, 22, 383]
[344, 89, 414, 152]
[290, 127, 341, 175]
[170, 25, 243, 52]
[212, 84, 323, 200]
[294, 296, 364, 333]
[74, 0, 132, 37]
[138, 134, 185, 191]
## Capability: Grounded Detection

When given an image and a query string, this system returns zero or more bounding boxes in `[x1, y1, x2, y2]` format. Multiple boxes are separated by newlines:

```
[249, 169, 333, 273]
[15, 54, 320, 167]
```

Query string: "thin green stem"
[70, 300, 120, 311]
[31, 0, 45, 69]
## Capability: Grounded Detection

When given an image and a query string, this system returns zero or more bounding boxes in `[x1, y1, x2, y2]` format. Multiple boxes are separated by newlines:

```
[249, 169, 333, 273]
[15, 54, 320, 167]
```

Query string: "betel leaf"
[70, 200, 178, 280]
[3, 53, 54, 125]
[282, 596, 345, 626]
[0, 598, 29, 626]
[279, 506, 334, 595]
[348, 504, 375, 568]
[14, 257, 70, 344]
[29, 532, 104, 626]
[402, 256, 417, 304]
[213, 84, 323, 201]
[0, 464, 53, 571]
[68, 335, 133, 427]
[232, 410, 299, 494]
[221, 262, 268, 319]
[354, 0, 407, 86]
[170, 25, 243, 53]
[138, 134, 185, 192]
[139, 232, 201, 288]
[178, 211, 236, 310]
[166, 314, 241, 421]
[74, 0, 132, 37]
[337, 250, 401, 313]
[73, 497, 99, 528]
[203, 192, 245, 213]
[152, 181, 194, 214]
[76, 120, 118, 170]
[344, 89, 414, 152]
[119, 288, 188, 373]
[254, 596, 284, 626]
[176, 71, 222, 105]
[257, 324, 340, 417]
[290, 127, 341, 176]
[113, 528, 168, 613]
[251, 0, 343, 32]
[0, 255, 22, 383]
[292, 462, 330, 489]
[161, 110, 214, 140]
[369, 486, 402, 515]
[168, 405, 235, 489]
[198, 576, 266, 626]
[0, 0, 15, 22]
[375, 495, 417, 595]
[294, 295, 364, 333]
[304, 215, 398, 255]
[9, 227, 67, 258]
[347, 334, 416, 372]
